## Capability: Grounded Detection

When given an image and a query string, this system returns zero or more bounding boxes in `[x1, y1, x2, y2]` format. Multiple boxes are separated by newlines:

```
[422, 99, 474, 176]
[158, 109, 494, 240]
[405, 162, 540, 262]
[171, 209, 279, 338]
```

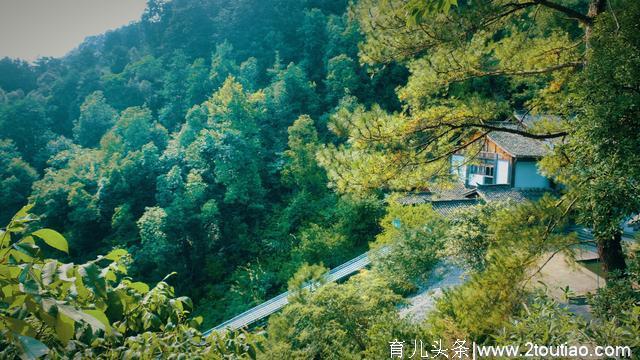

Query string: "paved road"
[399, 261, 466, 322]
[203, 249, 382, 336]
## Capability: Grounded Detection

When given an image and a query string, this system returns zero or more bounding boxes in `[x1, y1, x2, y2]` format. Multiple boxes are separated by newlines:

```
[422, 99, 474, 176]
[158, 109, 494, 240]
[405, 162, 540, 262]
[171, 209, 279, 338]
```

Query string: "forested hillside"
[1, 0, 640, 358]
[0, 0, 405, 325]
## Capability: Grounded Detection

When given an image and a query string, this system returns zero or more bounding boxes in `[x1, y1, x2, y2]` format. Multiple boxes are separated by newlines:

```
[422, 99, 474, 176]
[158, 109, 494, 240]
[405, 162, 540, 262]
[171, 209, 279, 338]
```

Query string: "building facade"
[399, 114, 555, 213]
[450, 122, 551, 189]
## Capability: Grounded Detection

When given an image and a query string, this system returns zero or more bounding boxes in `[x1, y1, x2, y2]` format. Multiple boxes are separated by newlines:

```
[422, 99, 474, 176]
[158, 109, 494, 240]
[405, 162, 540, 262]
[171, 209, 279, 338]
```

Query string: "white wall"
[468, 174, 487, 186]
[514, 160, 549, 188]
[496, 160, 509, 184]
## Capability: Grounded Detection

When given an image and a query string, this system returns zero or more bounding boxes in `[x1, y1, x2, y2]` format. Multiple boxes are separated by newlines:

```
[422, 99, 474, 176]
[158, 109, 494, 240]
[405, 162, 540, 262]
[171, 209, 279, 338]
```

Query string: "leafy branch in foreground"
[0, 205, 259, 359]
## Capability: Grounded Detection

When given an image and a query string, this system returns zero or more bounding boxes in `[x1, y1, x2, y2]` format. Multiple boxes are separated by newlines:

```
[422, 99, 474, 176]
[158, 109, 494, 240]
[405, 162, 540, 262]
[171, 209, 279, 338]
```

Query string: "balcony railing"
[477, 151, 499, 160]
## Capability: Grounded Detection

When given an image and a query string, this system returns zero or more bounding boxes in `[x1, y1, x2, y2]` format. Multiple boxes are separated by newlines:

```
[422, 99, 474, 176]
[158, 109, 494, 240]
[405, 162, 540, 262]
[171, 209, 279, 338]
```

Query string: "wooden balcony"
[477, 151, 499, 160]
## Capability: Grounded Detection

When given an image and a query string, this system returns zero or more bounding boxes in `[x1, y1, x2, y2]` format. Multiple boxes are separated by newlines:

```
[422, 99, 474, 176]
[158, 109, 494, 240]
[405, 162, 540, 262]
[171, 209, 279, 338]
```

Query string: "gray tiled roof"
[485, 114, 560, 158]
[513, 113, 562, 127]
[431, 199, 479, 217]
[396, 182, 472, 205]
[425, 183, 472, 201]
[475, 184, 551, 202]
[397, 184, 553, 216]
[396, 193, 431, 205]
[487, 129, 550, 158]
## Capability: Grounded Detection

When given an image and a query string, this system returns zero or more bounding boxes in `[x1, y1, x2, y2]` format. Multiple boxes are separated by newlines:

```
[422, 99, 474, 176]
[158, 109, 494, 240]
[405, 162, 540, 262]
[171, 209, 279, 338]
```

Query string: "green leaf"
[57, 304, 105, 332]
[161, 271, 177, 282]
[18, 265, 40, 295]
[57, 263, 75, 282]
[78, 263, 107, 298]
[55, 303, 82, 321]
[9, 294, 26, 309]
[101, 267, 116, 282]
[0, 230, 9, 247]
[32, 229, 68, 254]
[142, 312, 161, 330]
[13, 240, 39, 258]
[1, 284, 12, 298]
[170, 298, 183, 311]
[129, 281, 150, 294]
[105, 291, 125, 322]
[84, 309, 112, 335]
[55, 313, 74, 345]
[3, 317, 35, 336]
[16, 334, 48, 360]
[41, 298, 59, 317]
[190, 316, 203, 328]
[104, 248, 128, 261]
[177, 296, 193, 310]
[9, 249, 33, 263]
[41, 260, 57, 286]
[13, 204, 34, 221]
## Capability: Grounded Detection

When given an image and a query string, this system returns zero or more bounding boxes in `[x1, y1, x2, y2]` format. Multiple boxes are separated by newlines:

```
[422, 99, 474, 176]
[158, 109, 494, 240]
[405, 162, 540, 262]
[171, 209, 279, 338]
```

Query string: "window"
[469, 164, 494, 176]
[468, 162, 495, 185]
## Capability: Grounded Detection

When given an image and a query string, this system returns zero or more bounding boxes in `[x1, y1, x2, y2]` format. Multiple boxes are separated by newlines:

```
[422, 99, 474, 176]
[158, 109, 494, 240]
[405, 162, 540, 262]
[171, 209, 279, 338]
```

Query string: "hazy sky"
[0, 0, 148, 62]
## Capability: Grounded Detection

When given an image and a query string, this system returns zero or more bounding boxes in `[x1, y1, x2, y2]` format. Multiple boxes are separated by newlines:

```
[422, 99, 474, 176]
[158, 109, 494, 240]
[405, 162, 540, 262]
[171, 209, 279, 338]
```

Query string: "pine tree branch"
[450, 62, 583, 83]
[533, 0, 593, 25]
[412, 121, 568, 140]
[472, 123, 568, 139]
[488, 1, 592, 26]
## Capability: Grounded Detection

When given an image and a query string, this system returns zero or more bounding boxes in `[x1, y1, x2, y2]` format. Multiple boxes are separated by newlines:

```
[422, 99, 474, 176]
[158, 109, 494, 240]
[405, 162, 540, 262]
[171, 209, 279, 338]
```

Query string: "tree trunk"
[588, 0, 606, 18]
[584, 0, 606, 51]
[596, 231, 627, 277]
[585, 0, 624, 279]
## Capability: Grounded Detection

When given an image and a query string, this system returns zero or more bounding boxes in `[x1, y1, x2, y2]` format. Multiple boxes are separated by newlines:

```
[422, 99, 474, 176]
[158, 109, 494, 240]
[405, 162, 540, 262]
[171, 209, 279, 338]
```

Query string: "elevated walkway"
[203, 249, 382, 336]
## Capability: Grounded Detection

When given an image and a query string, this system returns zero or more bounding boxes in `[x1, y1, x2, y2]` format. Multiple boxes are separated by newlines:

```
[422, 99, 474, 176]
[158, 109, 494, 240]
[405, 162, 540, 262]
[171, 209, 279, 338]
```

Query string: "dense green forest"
[1, 0, 639, 358]
[0, 0, 406, 326]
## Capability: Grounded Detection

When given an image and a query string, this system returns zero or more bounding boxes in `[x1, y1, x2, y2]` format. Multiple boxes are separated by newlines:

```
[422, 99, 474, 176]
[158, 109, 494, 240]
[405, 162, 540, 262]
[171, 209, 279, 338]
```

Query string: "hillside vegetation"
[1, 0, 639, 358]
[0, 0, 405, 327]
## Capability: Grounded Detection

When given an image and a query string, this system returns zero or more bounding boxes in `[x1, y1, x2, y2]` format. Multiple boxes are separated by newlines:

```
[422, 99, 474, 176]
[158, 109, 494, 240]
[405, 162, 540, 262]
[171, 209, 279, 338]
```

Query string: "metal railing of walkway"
[203, 248, 386, 336]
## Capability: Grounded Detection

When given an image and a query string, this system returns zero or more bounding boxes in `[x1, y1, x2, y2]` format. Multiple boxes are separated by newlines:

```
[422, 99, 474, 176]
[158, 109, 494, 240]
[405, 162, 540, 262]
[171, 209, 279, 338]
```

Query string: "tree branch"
[534, 0, 593, 25]
[473, 123, 568, 139]
[488, 1, 592, 26]
[484, 1, 538, 27]
[412, 120, 568, 140]
[450, 62, 583, 84]
[416, 130, 490, 165]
